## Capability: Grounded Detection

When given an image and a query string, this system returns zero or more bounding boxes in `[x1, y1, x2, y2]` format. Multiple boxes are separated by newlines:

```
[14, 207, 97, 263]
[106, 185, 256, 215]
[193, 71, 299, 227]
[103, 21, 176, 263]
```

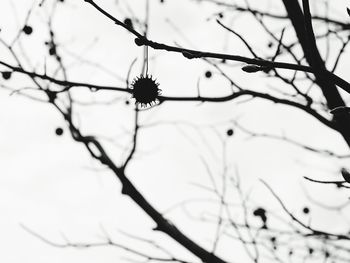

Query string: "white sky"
[0, 0, 350, 262]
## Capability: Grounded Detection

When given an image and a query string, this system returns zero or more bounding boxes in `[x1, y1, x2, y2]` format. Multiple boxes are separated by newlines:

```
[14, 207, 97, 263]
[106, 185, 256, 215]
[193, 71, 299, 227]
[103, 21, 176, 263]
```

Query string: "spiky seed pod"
[130, 74, 161, 107]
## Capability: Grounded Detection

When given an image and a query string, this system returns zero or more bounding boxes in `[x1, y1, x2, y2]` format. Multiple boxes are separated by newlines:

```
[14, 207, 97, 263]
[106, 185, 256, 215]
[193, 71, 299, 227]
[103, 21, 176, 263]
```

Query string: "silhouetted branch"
[261, 179, 350, 240]
[303, 176, 350, 189]
[20, 224, 194, 263]
[82, 0, 350, 95]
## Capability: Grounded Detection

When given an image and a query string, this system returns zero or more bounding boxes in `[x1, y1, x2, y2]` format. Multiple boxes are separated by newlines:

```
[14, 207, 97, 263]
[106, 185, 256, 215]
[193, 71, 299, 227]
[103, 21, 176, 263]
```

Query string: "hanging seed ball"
[205, 70, 212, 78]
[23, 25, 33, 35]
[131, 75, 161, 107]
[302, 207, 310, 214]
[226, 129, 234, 137]
[55, 127, 64, 136]
[2, 71, 12, 80]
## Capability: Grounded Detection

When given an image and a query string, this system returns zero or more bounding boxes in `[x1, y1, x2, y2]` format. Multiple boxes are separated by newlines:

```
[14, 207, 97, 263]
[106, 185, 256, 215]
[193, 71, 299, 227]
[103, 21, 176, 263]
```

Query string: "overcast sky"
[1, 0, 350, 262]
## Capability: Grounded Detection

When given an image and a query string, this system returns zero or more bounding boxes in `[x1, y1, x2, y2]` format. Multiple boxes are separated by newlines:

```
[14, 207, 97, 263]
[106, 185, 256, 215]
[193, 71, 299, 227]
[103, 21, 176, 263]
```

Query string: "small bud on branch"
[241, 64, 263, 73]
